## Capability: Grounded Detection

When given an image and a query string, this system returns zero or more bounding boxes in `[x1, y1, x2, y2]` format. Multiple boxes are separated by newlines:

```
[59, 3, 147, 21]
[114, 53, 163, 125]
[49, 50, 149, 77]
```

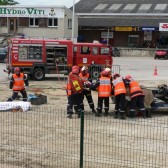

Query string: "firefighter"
[125, 75, 146, 118]
[112, 73, 126, 120]
[7, 67, 28, 102]
[66, 65, 83, 118]
[90, 70, 112, 116]
[104, 67, 112, 80]
[79, 66, 96, 113]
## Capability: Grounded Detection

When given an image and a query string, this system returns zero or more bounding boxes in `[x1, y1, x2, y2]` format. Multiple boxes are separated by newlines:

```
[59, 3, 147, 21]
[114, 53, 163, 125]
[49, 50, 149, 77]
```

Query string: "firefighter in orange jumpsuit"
[112, 73, 126, 119]
[7, 67, 28, 101]
[90, 70, 112, 116]
[79, 66, 96, 113]
[125, 75, 146, 118]
[66, 66, 83, 118]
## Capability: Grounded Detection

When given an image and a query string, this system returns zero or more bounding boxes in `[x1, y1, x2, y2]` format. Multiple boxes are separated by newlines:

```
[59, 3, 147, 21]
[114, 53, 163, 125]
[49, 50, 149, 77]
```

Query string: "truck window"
[18, 45, 42, 60]
[100, 47, 110, 55]
[92, 47, 98, 55]
[80, 46, 90, 54]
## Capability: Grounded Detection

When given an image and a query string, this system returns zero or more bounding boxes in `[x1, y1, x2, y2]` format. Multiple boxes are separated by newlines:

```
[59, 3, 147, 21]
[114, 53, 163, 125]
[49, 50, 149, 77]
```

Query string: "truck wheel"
[33, 68, 45, 81]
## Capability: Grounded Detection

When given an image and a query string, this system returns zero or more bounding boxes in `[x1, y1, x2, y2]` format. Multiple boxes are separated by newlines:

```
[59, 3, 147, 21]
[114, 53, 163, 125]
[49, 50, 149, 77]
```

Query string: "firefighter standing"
[112, 73, 126, 119]
[90, 70, 112, 116]
[66, 66, 83, 118]
[125, 75, 146, 118]
[7, 67, 28, 101]
[79, 66, 96, 113]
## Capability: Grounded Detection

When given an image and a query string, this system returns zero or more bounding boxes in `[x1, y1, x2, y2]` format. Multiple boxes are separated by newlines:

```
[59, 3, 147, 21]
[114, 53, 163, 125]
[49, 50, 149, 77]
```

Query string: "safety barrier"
[0, 107, 168, 168]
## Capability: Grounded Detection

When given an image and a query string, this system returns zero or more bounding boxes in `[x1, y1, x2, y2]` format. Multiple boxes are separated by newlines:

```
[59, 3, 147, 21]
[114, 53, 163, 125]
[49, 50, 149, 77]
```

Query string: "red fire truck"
[6, 38, 113, 80]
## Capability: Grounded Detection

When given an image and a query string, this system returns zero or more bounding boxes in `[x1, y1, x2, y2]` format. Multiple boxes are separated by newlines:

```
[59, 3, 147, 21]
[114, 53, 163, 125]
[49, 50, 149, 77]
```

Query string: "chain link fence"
[0, 107, 168, 167]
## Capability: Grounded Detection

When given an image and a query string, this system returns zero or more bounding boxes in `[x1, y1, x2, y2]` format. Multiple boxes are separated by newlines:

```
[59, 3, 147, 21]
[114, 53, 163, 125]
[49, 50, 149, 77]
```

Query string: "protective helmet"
[101, 70, 109, 77]
[105, 67, 111, 72]
[81, 66, 88, 72]
[113, 73, 120, 79]
[72, 65, 79, 70]
[72, 68, 79, 74]
[14, 67, 20, 74]
[125, 75, 132, 80]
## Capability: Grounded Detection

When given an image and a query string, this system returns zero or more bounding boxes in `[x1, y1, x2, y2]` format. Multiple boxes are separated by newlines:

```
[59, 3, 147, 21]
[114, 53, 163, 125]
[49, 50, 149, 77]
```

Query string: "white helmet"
[105, 68, 111, 72]
[81, 66, 88, 71]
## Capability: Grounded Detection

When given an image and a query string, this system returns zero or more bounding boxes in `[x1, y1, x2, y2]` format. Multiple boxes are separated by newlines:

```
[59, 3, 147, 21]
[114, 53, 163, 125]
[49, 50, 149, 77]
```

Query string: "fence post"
[80, 110, 84, 168]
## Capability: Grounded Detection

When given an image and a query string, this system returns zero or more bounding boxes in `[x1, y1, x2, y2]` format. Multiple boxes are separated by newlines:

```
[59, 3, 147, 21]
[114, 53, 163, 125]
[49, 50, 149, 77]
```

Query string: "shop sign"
[101, 32, 113, 39]
[115, 27, 132, 31]
[141, 27, 156, 31]
[159, 23, 168, 31]
[0, 7, 64, 18]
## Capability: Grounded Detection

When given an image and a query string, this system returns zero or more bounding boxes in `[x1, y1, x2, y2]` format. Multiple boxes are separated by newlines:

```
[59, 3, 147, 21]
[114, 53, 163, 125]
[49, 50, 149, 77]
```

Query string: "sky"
[15, 0, 80, 8]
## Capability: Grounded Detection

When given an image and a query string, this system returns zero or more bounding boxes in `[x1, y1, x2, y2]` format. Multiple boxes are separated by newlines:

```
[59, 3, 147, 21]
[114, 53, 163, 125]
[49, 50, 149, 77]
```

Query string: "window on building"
[68, 19, 72, 28]
[48, 18, 58, 27]
[29, 18, 39, 27]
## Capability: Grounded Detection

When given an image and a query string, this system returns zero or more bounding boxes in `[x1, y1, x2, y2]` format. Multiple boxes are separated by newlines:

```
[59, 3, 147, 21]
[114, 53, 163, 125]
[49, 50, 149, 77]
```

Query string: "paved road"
[113, 57, 168, 80]
[0, 57, 167, 82]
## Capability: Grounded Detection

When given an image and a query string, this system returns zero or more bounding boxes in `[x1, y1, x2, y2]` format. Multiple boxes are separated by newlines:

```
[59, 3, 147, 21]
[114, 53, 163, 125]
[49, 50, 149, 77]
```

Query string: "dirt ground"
[0, 78, 168, 167]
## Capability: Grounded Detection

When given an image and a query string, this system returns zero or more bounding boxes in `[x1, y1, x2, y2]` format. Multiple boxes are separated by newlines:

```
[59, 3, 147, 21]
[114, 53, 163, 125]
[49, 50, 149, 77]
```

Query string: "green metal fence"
[0, 107, 168, 167]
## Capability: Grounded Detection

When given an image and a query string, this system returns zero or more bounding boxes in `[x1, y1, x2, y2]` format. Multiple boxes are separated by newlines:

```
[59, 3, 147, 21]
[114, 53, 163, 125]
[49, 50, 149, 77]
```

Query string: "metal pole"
[107, 28, 109, 44]
[71, 0, 75, 42]
[80, 110, 84, 168]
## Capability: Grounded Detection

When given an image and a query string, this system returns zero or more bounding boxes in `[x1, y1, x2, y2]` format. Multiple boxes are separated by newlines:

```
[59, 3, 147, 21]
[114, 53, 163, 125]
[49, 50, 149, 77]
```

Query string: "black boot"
[119, 112, 126, 120]
[142, 111, 146, 119]
[91, 108, 96, 113]
[95, 110, 102, 117]
[104, 110, 109, 116]
[129, 110, 135, 118]
[113, 110, 119, 119]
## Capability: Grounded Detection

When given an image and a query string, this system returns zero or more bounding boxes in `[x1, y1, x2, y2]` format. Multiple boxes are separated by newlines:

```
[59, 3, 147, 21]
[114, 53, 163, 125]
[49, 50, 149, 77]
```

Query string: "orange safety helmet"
[113, 73, 120, 79]
[14, 67, 21, 74]
[125, 75, 132, 80]
[101, 70, 109, 77]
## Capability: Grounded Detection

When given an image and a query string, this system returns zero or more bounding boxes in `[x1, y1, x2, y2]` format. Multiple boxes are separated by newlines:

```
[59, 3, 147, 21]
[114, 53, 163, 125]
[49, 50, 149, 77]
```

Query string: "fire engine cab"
[6, 38, 113, 80]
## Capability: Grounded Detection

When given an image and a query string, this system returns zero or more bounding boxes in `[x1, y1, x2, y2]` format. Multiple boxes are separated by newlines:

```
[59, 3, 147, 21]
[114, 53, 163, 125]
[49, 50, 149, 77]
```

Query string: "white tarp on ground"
[0, 101, 31, 112]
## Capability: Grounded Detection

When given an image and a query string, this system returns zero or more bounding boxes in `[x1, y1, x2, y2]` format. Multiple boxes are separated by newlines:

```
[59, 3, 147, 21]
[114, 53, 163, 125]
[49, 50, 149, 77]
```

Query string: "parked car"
[0, 48, 7, 62]
[155, 49, 168, 59]
[112, 47, 120, 57]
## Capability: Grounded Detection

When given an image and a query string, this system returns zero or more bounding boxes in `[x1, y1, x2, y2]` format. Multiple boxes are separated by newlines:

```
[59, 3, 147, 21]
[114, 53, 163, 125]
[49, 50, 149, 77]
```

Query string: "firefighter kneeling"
[7, 67, 28, 102]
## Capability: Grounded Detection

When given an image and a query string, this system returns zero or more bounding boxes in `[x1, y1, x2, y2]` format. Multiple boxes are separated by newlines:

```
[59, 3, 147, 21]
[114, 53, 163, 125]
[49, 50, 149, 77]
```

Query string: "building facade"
[0, 6, 78, 39]
[75, 0, 168, 48]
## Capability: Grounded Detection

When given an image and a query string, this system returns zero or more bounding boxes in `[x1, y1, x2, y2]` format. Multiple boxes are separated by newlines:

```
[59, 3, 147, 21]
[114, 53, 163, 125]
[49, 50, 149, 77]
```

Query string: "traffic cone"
[153, 65, 158, 76]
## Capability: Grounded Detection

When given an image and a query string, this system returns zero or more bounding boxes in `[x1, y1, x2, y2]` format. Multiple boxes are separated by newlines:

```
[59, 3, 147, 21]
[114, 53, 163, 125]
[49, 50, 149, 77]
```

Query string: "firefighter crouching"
[89, 70, 112, 117]
[125, 75, 146, 118]
[66, 66, 83, 118]
[79, 66, 96, 113]
[112, 73, 126, 120]
[7, 67, 28, 102]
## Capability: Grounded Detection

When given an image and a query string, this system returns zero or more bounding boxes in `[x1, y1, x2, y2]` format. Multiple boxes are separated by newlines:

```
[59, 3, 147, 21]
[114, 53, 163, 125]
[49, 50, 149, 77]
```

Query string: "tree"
[0, 0, 19, 5]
